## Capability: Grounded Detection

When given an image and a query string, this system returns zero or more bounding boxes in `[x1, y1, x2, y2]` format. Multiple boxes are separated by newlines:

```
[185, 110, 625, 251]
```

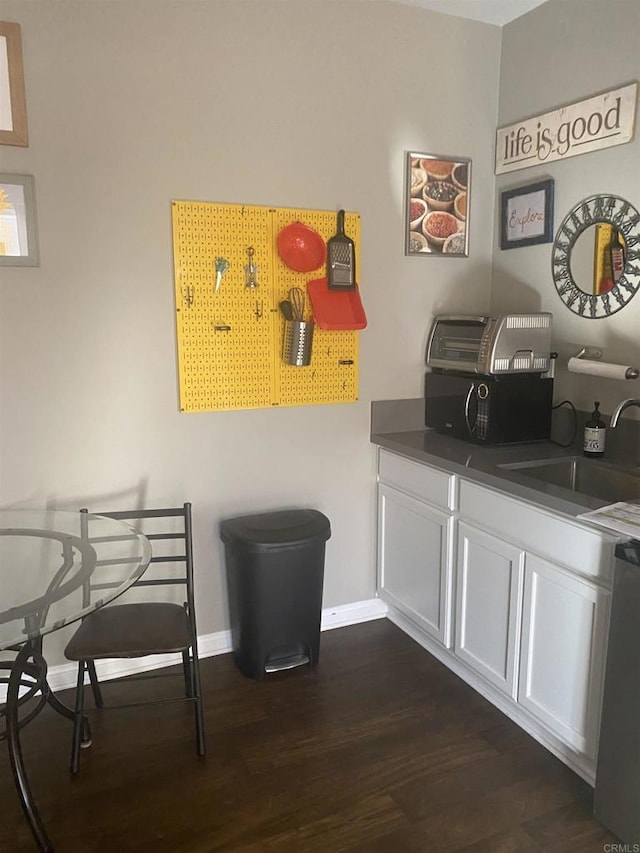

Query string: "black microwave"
[425, 371, 553, 445]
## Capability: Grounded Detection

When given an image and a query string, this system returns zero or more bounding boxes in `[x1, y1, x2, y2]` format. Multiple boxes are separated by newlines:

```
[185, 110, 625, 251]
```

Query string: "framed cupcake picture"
[405, 152, 470, 257]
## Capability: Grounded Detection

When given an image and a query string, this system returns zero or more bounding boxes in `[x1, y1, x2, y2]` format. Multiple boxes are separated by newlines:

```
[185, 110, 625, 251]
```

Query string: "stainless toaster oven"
[426, 313, 552, 375]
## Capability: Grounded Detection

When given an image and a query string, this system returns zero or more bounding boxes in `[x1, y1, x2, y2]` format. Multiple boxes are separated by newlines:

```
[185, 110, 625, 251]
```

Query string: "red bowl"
[277, 222, 326, 272]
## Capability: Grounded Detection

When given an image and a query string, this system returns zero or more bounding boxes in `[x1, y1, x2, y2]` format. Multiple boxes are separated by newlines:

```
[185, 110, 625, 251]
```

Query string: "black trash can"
[220, 509, 331, 680]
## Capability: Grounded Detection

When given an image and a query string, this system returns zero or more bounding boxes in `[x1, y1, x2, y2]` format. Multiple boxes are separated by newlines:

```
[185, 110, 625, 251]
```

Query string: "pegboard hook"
[182, 286, 195, 307]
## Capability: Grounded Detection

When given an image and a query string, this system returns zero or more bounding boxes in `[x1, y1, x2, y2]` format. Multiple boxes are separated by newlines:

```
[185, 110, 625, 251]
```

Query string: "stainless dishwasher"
[594, 540, 640, 844]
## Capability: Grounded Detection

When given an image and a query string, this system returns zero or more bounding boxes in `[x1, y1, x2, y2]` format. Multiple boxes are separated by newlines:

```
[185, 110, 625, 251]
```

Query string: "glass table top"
[0, 510, 152, 650]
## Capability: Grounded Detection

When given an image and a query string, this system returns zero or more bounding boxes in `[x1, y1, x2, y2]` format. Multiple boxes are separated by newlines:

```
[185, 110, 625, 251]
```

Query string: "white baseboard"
[40, 597, 387, 694]
[321, 597, 388, 631]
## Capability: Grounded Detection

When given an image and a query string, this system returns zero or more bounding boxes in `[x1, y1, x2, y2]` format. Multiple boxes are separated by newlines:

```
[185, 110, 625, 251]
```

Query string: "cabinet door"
[455, 522, 525, 698]
[378, 484, 453, 647]
[518, 554, 610, 758]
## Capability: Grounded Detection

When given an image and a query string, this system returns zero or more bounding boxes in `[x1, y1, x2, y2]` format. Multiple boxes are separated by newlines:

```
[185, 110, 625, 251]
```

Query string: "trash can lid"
[220, 509, 331, 550]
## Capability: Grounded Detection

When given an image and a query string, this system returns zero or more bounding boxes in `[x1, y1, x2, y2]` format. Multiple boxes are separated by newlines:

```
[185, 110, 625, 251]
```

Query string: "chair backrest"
[79, 504, 197, 632]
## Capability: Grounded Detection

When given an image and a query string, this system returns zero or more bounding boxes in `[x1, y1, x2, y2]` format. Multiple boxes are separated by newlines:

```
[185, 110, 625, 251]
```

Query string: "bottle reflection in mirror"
[609, 228, 626, 286]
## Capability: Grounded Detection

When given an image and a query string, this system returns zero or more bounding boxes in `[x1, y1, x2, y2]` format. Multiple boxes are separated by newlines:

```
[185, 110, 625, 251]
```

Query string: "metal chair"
[64, 503, 205, 773]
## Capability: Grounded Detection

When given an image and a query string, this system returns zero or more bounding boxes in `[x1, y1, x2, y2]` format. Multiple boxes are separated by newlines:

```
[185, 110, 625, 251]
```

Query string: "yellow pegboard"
[171, 201, 361, 412]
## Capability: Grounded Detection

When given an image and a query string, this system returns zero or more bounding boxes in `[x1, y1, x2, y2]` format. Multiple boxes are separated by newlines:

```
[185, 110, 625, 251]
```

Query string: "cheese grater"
[327, 209, 356, 290]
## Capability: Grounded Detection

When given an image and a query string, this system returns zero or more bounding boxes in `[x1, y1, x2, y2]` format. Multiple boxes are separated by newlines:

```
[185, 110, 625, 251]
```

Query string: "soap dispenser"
[584, 401, 606, 458]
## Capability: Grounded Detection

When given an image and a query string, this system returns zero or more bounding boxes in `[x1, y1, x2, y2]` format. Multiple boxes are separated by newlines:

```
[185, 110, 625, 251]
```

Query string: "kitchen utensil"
[276, 222, 326, 272]
[327, 210, 355, 291]
[214, 257, 228, 293]
[244, 246, 258, 289]
[307, 277, 367, 330]
[279, 300, 294, 320]
[288, 287, 305, 322]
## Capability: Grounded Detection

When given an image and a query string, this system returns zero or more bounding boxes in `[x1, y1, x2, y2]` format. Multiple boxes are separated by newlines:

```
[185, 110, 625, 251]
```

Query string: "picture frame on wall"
[405, 152, 470, 257]
[500, 179, 554, 250]
[0, 21, 28, 147]
[0, 173, 39, 266]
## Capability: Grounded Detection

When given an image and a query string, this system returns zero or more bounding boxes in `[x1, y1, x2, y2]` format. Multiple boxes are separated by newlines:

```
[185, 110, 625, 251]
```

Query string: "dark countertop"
[371, 428, 615, 520]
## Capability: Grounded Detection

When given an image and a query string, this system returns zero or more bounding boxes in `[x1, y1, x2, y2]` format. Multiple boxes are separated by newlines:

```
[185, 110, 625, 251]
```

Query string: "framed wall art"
[500, 179, 554, 250]
[0, 173, 39, 266]
[405, 152, 470, 257]
[0, 21, 28, 147]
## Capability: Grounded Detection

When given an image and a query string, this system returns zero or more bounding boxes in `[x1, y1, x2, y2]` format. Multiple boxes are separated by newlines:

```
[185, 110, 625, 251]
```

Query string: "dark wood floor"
[1, 619, 617, 852]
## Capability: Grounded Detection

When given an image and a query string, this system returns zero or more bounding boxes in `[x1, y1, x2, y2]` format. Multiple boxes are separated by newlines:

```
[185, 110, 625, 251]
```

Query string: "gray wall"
[0, 0, 500, 662]
[492, 0, 640, 416]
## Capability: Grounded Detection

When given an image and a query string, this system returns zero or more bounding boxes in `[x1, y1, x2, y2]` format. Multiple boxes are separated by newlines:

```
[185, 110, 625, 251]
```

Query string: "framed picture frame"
[405, 152, 470, 257]
[0, 21, 28, 147]
[0, 173, 39, 266]
[500, 179, 554, 250]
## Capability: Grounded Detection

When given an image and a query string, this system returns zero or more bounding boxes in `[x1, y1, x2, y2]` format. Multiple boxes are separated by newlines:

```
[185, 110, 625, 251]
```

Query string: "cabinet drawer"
[459, 480, 615, 582]
[379, 450, 456, 510]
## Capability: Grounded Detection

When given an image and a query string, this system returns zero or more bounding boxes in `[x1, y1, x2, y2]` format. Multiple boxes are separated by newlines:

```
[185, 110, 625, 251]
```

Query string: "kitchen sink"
[499, 456, 640, 503]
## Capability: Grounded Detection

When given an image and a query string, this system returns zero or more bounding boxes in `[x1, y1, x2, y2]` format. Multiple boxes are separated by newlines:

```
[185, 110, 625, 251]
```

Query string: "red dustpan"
[307, 278, 367, 331]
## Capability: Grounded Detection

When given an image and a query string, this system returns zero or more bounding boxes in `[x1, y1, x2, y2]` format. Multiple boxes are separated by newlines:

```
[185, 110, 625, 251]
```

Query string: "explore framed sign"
[495, 83, 637, 175]
[500, 179, 554, 250]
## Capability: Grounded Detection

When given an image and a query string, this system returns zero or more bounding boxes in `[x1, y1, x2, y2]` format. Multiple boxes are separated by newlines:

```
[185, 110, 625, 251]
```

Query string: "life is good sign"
[495, 83, 637, 174]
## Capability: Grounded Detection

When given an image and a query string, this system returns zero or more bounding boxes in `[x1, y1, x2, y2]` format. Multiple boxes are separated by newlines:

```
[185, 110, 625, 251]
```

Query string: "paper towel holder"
[571, 347, 639, 380]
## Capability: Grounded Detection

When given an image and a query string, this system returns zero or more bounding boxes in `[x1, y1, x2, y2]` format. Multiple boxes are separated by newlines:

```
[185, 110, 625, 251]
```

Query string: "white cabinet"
[378, 483, 454, 648]
[377, 451, 456, 648]
[518, 554, 610, 759]
[455, 522, 524, 698]
[375, 447, 616, 783]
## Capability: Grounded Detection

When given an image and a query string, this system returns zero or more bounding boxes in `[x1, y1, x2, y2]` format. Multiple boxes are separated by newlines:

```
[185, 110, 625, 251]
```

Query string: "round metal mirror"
[551, 194, 640, 318]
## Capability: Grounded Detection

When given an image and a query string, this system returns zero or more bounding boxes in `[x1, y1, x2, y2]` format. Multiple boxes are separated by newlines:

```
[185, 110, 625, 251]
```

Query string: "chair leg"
[182, 650, 193, 698]
[190, 646, 206, 756]
[70, 662, 86, 775]
[86, 660, 103, 708]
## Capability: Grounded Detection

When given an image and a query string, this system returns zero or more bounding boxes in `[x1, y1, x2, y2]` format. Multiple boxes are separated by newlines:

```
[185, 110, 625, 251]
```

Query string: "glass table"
[0, 510, 152, 852]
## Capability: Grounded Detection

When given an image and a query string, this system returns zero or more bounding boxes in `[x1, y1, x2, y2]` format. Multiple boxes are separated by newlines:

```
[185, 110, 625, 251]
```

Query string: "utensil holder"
[283, 320, 314, 367]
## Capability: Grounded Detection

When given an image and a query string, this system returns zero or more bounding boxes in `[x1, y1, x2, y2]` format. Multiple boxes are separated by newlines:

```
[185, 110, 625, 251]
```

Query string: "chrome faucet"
[610, 399, 640, 428]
